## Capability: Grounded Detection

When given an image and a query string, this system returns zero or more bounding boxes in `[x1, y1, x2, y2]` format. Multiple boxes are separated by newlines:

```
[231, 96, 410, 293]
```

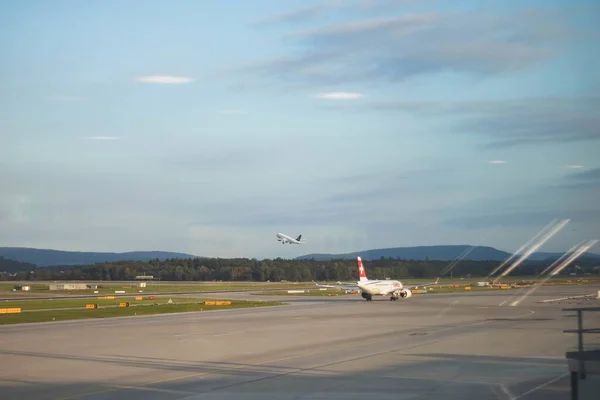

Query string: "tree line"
[0, 257, 37, 274]
[2, 256, 597, 282]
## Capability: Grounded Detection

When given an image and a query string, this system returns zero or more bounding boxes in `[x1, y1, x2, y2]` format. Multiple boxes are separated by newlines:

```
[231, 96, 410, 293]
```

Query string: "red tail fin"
[357, 256, 368, 281]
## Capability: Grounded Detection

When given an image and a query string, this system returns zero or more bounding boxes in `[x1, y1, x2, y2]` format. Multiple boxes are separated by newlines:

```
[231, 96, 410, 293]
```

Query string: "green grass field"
[2, 276, 597, 298]
[0, 299, 284, 325]
[397, 276, 600, 285]
[0, 281, 312, 296]
[254, 289, 351, 296]
[255, 286, 513, 296]
[254, 278, 600, 296]
[0, 296, 209, 311]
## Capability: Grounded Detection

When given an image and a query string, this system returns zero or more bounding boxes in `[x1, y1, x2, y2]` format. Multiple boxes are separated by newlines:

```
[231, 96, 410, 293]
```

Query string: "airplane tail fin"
[296, 235, 302, 241]
[357, 256, 368, 281]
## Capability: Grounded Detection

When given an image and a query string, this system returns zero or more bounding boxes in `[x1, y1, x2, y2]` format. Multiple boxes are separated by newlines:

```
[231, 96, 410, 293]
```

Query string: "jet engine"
[399, 289, 412, 298]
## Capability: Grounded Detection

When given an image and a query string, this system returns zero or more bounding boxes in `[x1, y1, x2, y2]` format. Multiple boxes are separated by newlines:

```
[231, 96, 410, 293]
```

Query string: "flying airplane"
[315, 256, 439, 301]
[276, 232, 306, 244]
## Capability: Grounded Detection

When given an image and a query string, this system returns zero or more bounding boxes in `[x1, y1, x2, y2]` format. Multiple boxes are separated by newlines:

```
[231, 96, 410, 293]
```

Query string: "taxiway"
[1, 285, 599, 399]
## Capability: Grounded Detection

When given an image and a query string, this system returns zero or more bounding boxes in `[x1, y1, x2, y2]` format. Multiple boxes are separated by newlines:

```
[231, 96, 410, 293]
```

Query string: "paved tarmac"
[1, 284, 599, 400]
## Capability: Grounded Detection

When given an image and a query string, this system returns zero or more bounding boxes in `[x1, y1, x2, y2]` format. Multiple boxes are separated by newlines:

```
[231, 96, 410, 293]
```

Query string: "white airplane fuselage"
[276, 233, 305, 244]
[314, 256, 436, 302]
[357, 279, 413, 301]
[354, 257, 412, 301]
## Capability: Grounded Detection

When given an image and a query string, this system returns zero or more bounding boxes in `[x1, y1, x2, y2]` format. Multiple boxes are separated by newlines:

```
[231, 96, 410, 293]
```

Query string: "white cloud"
[487, 160, 506, 164]
[219, 109, 247, 115]
[48, 95, 85, 101]
[565, 164, 585, 169]
[135, 75, 195, 84]
[316, 92, 364, 100]
[84, 136, 121, 140]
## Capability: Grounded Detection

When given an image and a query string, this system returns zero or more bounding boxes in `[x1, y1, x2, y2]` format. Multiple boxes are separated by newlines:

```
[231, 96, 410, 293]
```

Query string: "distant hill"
[2, 245, 598, 268]
[296, 245, 600, 262]
[0, 247, 197, 267]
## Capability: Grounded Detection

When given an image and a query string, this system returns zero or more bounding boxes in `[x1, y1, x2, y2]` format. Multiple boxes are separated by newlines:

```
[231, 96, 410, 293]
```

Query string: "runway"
[1, 285, 599, 400]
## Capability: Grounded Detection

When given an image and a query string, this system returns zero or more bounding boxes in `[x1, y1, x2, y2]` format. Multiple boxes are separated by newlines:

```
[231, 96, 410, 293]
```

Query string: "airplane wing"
[335, 280, 356, 285]
[313, 281, 358, 291]
[403, 277, 440, 290]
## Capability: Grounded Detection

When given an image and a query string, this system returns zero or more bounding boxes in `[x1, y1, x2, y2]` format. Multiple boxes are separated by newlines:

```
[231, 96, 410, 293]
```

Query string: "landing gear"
[361, 292, 372, 301]
[390, 296, 398, 301]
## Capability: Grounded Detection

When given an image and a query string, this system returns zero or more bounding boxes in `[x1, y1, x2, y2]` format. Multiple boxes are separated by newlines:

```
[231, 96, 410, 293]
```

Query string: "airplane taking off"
[315, 256, 439, 301]
[276, 232, 306, 244]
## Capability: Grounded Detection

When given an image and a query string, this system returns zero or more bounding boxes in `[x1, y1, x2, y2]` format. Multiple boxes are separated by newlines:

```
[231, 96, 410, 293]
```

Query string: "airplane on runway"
[276, 232, 306, 244]
[314, 256, 439, 301]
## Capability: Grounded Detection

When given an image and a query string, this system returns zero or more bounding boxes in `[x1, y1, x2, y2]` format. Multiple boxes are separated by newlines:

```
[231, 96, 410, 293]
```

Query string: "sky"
[1, 0, 599, 259]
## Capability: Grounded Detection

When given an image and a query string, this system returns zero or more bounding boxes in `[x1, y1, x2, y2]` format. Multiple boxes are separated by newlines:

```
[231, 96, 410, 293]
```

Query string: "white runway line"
[512, 373, 569, 399]
[213, 331, 245, 337]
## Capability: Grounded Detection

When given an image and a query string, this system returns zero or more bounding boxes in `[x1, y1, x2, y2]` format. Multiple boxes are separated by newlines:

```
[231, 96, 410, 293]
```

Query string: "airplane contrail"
[494, 219, 570, 283]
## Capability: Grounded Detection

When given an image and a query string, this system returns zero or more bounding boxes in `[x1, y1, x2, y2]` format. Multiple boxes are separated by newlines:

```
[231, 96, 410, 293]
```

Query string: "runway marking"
[537, 294, 594, 303]
[497, 287, 530, 307]
[500, 384, 514, 399]
[56, 308, 538, 400]
[58, 388, 119, 400]
[175, 312, 541, 399]
[112, 385, 196, 395]
[511, 373, 569, 399]
[436, 300, 459, 318]
[174, 332, 204, 338]
[213, 331, 245, 337]
[55, 348, 324, 400]
[6, 302, 298, 332]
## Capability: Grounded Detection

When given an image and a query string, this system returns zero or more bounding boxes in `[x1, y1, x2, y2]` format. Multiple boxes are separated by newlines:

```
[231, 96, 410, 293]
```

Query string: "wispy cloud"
[135, 75, 195, 84]
[241, 8, 569, 86]
[48, 95, 85, 101]
[540, 167, 600, 190]
[566, 167, 600, 182]
[254, 0, 428, 26]
[288, 13, 437, 39]
[565, 164, 585, 169]
[487, 160, 506, 164]
[316, 92, 363, 100]
[254, 2, 341, 25]
[84, 136, 120, 140]
[438, 165, 600, 230]
[325, 97, 600, 148]
[444, 209, 600, 230]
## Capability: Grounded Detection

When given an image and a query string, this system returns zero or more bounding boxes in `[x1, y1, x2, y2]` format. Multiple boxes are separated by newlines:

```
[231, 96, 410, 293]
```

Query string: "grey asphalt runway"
[1, 285, 599, 400]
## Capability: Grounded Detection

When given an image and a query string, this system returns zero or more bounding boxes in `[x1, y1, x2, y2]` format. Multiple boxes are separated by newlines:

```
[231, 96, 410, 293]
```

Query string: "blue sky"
[1, 0, 599, 258]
